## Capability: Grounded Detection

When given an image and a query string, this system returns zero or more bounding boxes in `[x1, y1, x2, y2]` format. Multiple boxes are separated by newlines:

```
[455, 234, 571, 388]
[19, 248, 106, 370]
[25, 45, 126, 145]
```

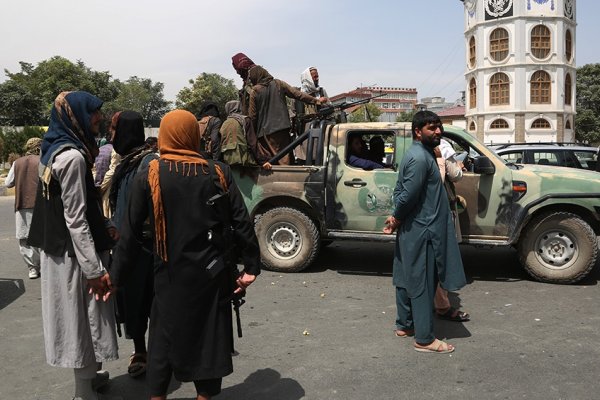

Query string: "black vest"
[28, 168, 113, 257]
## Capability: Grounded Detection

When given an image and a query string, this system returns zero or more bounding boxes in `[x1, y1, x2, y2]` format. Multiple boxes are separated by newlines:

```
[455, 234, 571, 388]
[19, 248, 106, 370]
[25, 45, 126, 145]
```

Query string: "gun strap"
[206, 160, 243, 340]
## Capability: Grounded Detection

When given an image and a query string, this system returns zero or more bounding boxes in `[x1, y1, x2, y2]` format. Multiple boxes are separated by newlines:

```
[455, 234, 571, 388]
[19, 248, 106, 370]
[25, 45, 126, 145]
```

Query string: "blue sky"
[1, 1, 598, 103]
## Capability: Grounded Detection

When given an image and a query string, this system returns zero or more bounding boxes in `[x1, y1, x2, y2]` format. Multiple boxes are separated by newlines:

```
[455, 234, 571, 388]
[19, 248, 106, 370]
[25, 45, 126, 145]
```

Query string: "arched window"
[565, 73, 572, 105]
[469, 36, 476, 68]
[531, 118, 551, 129]
[490, 73, 510, 105]
[469, 78, 477, 109]
[565, 30, 573, 62]
[531, 71, 551, 104]
[531, 25, 551, 59]
[490, 28, 509, 61]
[565, 119, 572, 129]
[490, 119, 509, 129]
[469, 121, 476, 131]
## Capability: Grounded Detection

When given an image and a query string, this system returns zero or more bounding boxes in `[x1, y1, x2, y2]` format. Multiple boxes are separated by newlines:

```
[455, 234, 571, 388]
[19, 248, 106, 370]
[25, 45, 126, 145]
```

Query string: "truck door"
[332, 129, 399, 232]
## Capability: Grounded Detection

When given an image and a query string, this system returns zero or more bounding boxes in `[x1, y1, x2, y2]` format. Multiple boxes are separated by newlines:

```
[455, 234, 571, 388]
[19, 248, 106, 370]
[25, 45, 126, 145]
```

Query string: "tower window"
[490, 119, 509, 129]
[565, 73, 572, 105]
[469, 121, 476, 131]
[531, 25, 551, 59]
[565, 30, 573, 62]
[531, 118, 551, 129]
[531, 71, 551, 104]
[469, 78, 477, 109]
[490, 73, 510, 105]
[469, 36, 476, 68]
[565, 119, 572, 129]
[490, 28, 509, 61]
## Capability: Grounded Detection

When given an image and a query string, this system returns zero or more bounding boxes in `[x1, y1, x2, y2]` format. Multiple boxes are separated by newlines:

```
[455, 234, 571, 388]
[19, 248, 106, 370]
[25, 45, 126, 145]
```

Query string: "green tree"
[0, 79, 45, 125]
[575, 64, 600, 143]
[396, 109, 416, 122]
[2, 56, 119, 125]
[104, 76, 171, 126]
[0, 126, 44, 163]
[347, 103, 382, 123]
[175, 73, 238, 119]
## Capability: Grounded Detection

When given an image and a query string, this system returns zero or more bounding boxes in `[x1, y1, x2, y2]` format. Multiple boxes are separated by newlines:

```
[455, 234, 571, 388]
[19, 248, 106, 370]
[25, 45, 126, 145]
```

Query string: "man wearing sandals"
[384, 111, 467, 354]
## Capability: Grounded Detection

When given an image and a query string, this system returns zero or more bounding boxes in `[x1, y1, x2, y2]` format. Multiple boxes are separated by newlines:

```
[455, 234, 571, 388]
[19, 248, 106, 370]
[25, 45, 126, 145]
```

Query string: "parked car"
[492, 143, 598, 171]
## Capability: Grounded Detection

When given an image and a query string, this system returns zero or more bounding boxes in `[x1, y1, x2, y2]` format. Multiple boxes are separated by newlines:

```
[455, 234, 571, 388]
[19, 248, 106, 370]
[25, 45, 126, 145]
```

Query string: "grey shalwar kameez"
[40, 149, 118, 368]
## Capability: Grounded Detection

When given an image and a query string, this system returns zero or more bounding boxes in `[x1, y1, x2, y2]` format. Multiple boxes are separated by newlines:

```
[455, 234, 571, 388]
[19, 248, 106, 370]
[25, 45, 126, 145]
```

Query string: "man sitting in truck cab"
[347, 134, 384, 170]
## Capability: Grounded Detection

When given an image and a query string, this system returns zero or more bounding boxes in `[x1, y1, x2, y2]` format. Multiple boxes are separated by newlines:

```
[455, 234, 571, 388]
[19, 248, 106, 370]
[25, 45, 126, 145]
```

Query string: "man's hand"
[87, 273, 115, 301]
[383, 216, 400, 234]
[107, 226, 120, 242]
[262, 162, 272, 170]
[433, 146, 442, 158]
[317, 97, 328, 105]
[234, 272, 256, 294]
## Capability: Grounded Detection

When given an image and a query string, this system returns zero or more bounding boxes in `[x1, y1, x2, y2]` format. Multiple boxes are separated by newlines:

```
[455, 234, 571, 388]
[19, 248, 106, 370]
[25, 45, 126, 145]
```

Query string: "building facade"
[462, 0, 576, 144]
[329, 86, 418, 122]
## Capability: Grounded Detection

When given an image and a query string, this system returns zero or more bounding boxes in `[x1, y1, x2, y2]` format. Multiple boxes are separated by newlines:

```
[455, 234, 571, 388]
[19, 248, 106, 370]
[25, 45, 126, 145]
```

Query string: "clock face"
[564, 0, 574, 19]
[485, 0, 514, 20]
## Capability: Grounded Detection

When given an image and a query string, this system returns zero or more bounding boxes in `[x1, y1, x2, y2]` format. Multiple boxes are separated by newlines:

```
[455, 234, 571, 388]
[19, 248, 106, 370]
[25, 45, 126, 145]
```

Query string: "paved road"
[0, 195, 599, 400]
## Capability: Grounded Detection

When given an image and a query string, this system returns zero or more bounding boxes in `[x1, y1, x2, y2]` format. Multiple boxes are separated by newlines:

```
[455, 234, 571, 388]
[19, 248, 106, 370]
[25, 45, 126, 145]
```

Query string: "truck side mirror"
[473, 156, 495, 175]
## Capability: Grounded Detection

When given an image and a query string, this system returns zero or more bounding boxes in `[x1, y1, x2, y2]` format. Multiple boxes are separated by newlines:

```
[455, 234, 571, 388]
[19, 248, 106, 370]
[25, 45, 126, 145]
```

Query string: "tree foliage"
[347, 103, 382, 123]
[175, 73, 238, 119]
[0, 56, 169, 128]
[575, 63, 600, 143]
[396, 109, 416, 122]
[104, 77, 171, 126]
[0, 126, 44, 163]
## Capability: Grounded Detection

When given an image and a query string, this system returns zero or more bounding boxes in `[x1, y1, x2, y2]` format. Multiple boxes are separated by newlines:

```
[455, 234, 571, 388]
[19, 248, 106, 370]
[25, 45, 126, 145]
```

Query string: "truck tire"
[518, 212, 597, 283]
[255, 207, 320, 272]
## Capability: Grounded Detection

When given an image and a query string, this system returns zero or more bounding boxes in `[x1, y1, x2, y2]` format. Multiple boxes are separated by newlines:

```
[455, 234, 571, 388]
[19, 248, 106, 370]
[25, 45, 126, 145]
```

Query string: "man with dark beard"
[383, 111, 466, 354]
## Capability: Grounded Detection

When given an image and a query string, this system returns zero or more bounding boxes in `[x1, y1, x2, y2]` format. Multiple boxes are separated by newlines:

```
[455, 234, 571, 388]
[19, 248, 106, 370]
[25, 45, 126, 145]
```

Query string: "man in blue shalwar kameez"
[384, 111, 467, 354]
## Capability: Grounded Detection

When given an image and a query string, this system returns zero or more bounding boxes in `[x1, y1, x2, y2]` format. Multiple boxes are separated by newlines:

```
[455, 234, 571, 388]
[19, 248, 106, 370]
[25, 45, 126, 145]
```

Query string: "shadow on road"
[309, 242, 393, 276]
[106, 368, 304, 400]
[217, 368, 305, 400]
[0, 278, 25, 310]
[309, 241, 599, 286]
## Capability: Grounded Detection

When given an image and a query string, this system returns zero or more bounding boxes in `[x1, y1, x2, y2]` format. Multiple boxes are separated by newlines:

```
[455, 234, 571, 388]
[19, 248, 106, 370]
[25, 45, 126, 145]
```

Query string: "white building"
[461, 0, 576, 144]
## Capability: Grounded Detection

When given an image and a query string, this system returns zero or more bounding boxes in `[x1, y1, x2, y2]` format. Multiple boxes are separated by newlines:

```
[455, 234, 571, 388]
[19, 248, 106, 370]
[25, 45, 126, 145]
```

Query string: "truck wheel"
[255, 207, 320, 272]
[518, 212, 597, 283]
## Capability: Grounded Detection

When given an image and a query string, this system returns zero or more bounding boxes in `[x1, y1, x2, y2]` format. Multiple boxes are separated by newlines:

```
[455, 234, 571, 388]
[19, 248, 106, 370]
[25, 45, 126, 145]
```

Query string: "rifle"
[205, 160, 246, 339]
[300, 92, 387, 122]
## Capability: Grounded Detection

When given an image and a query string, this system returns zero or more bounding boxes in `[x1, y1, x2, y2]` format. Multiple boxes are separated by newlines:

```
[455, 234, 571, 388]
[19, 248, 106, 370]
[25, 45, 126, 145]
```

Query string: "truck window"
[346, 131, 395, 170]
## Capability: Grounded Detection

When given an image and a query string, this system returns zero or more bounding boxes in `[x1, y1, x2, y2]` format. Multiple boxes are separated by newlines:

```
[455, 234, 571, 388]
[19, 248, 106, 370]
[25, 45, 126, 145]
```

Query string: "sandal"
[437, 307, 470, 322]
[394, 329, 414, 338]
[414, 339, 455, 354]
[128, 352, 147, 377]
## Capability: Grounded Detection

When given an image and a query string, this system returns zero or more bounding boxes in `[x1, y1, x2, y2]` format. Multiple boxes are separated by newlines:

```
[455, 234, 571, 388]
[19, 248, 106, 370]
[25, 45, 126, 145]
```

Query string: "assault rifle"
[298, 92, 387, 123]
[205, 160, 246, 339]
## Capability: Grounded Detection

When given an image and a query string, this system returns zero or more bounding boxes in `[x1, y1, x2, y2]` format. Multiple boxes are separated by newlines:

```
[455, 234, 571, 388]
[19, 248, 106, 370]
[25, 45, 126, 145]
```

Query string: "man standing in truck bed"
[384, 110, 467, 354]
[248, 65, 326, 165]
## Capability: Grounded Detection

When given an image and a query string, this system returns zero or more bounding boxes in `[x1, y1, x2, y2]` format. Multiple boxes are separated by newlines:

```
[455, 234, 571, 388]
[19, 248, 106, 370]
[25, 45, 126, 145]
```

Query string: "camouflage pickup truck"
[232, 121, 600, 284]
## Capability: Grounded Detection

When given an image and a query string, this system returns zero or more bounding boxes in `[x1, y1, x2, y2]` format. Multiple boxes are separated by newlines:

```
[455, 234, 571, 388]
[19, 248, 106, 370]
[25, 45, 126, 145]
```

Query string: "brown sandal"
[394, 329, 414, 338]
[414, 339, 455, 354]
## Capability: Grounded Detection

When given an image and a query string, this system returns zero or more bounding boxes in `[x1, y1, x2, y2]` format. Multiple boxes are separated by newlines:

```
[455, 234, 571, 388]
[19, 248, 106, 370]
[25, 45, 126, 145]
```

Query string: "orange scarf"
[148, 110, 227, 262]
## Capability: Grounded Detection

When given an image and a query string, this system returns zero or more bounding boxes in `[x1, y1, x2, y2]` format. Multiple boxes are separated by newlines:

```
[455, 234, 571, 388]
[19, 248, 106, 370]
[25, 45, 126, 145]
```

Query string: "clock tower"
[461, 0, 576, 143]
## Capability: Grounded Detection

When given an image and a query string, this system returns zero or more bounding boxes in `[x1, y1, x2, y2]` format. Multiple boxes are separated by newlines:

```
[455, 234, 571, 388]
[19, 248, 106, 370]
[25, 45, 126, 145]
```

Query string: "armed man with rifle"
[111, 109, 260, 400]
[248, 65, 327, 166]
